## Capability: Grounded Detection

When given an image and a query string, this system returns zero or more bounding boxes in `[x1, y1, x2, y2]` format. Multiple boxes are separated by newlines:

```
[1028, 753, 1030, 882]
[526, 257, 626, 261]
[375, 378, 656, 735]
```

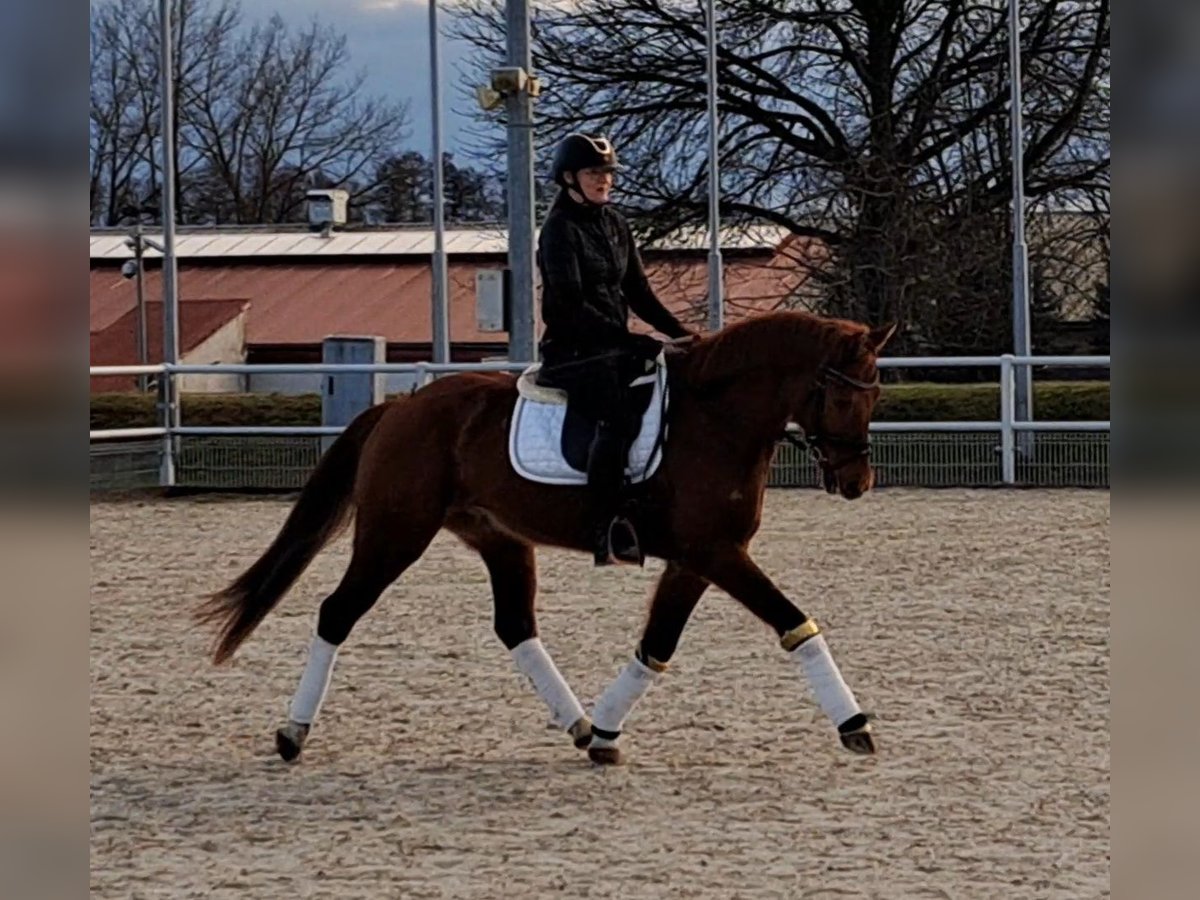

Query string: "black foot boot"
[593, 519, 615, 566]
[587, 420, 631, 566]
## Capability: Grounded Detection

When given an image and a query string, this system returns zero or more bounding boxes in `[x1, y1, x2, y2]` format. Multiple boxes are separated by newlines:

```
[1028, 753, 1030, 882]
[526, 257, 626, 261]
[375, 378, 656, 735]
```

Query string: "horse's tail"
[196, 403, 388, 665]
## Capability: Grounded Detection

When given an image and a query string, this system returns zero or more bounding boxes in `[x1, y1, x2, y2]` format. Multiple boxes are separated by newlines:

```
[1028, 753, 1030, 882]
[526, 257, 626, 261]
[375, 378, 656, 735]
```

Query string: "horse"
[196, 310, 897, 766]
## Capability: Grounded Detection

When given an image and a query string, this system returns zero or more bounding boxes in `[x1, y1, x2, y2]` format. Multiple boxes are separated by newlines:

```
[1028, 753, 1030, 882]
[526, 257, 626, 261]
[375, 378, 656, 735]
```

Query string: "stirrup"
[594, 516, 644, 567]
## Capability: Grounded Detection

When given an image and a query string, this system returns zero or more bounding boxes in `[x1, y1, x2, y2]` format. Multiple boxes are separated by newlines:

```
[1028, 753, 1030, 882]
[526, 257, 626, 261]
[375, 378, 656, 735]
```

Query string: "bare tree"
[451, 0, 1109, 355]
[90, 0, 167, 224]
[90, 0, 413, 225]
[182, 12, 412, 223]
[90, 0, 242, 224]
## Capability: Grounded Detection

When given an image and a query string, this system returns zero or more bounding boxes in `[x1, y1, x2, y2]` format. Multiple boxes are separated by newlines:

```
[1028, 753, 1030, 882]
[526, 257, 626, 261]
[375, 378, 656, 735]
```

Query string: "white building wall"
[245, 372, 426, 396]
[178, 312, 248, 393]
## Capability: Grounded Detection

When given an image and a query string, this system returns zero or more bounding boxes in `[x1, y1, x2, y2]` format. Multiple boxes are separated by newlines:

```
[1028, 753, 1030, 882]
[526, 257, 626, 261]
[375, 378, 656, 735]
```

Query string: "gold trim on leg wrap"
[636, 645, 670, 673]
[780, 619, 821, 652]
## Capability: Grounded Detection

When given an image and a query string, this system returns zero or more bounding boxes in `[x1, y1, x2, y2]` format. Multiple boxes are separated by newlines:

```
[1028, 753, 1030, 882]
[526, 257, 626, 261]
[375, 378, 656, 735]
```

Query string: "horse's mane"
[681, 310, 869, 388]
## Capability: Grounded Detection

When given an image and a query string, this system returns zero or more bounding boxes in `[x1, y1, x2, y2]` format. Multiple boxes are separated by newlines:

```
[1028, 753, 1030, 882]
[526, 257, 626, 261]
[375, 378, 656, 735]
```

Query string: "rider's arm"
[539, 218, 629, 344]
[621, 220, 693, 340]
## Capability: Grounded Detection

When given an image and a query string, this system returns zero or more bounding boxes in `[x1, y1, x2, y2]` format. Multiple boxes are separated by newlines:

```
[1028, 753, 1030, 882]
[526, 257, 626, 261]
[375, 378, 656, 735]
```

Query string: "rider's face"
[574, 167, 614, 204]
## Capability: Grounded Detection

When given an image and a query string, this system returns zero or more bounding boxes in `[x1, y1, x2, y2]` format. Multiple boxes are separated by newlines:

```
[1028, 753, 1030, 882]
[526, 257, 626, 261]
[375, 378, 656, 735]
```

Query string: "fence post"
[158, 366, 177, 488]
[1000, 354, 1016, 485]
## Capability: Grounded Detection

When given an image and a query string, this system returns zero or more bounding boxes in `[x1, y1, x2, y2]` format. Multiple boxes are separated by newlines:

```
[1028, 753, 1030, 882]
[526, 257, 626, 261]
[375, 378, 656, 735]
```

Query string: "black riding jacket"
[537, 194, 690, 357]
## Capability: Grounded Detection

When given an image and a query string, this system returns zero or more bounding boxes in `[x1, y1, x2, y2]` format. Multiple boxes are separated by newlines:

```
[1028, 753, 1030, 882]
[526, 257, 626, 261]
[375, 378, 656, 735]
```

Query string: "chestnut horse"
[198, 311, 897, 765]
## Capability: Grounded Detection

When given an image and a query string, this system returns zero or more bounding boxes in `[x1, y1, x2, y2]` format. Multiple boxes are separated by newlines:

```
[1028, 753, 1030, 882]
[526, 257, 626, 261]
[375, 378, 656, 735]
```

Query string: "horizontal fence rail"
[90, 355, 1110, 489]
[90, 426, 170, 441]
[89, 356, 1112, 375]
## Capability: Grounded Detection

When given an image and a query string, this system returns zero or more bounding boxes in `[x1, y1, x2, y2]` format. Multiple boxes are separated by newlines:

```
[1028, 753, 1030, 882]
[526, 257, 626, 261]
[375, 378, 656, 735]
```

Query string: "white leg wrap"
[592, 656, 660, 737]
[790, 634, 862, 726]
[288, 634, 338, 725]
[510, 638, 587, 729]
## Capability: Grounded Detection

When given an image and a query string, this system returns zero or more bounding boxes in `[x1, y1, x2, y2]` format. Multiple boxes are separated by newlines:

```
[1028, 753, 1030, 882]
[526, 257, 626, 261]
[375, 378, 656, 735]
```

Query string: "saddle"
[508, 354, 669, 485]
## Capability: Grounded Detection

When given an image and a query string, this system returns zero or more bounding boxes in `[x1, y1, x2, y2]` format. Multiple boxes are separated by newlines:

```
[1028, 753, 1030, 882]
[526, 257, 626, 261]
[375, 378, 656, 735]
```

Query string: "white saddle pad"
[508, 359, 669, 486]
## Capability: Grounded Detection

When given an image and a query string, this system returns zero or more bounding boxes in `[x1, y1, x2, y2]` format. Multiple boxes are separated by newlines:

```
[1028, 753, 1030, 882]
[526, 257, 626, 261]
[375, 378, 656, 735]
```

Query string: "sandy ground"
[90, 489, 1109, 899]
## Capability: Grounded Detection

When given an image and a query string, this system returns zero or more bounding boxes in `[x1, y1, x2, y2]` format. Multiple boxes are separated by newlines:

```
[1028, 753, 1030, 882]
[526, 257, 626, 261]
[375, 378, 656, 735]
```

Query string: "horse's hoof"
[568, 716, 594, 749]
[839, 728, 876, 755]
[275, 722, 310, 762]
[588, 744, 623, 766]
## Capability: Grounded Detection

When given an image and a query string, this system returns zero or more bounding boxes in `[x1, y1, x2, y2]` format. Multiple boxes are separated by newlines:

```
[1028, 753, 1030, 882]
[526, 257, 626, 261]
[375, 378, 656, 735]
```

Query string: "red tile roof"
[90, 298, 247, 391]
[89, 250, 815, 357]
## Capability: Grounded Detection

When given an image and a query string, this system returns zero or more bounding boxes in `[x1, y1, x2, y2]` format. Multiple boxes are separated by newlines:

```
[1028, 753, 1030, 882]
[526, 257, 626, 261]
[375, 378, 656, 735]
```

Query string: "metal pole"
[1000, 354, 1016, 484]
[1007, 0, 1032, 453]
[133, 223, 149, 392]
[705, 0, 724, 332]
[158, 0, 180, 487]
[505, 0, 538, 364]
[429, 0, 450, 365]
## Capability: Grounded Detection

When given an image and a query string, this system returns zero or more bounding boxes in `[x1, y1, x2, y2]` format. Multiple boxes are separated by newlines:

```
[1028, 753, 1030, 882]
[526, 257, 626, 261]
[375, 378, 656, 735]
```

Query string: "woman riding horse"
[535, 133, 696, 567]
[199, 309, 897, 766]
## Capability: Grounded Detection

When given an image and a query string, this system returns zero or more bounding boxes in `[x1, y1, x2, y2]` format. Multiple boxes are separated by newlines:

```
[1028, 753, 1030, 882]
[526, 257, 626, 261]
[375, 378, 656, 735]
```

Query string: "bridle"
[781, 363, 880, 484]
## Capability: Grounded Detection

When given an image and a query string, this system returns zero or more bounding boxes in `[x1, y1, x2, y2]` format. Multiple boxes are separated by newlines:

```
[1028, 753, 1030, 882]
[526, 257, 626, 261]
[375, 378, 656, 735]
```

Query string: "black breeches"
[538, 349, 643, 523]
[539, 350, 640, 441]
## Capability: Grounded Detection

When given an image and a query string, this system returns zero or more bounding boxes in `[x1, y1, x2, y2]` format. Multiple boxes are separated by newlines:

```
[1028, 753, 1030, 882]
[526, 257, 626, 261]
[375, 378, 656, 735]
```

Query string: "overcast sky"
[259, 0, 483, 156]
[207, 0, 486, 159]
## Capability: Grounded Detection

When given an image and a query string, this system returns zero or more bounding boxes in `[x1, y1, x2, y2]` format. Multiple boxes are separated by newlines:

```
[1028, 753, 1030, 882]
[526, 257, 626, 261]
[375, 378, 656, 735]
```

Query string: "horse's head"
[681, 312, 898, 498]
[793, 321, 897, 501]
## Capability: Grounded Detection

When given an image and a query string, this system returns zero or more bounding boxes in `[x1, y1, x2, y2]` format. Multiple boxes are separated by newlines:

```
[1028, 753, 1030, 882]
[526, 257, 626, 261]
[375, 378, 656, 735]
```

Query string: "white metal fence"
[89, 355, 1110, 489]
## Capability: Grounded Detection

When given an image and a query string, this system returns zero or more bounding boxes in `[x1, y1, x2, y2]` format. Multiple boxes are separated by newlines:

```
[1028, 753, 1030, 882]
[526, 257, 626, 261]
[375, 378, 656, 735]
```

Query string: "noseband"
[782, 364, 880, 472]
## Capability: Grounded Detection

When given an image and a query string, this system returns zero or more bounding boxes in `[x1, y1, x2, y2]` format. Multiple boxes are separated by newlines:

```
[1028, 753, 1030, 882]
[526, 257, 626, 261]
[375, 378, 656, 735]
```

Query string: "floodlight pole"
[505, 0, 538, 363]
[1007, 0, 1033, 453]
[429, 0, 450, 364]
[158, 0, 180, 486]
[705, 0, 724, 331]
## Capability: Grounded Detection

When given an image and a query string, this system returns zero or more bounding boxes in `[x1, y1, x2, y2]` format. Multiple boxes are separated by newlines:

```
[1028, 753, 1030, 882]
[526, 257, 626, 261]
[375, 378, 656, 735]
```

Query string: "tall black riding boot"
[586, 421, 643, 567]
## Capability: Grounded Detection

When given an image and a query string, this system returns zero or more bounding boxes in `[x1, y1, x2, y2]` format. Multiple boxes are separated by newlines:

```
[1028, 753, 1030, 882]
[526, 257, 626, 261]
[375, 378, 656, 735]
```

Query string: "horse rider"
[535, 132, 697, 567]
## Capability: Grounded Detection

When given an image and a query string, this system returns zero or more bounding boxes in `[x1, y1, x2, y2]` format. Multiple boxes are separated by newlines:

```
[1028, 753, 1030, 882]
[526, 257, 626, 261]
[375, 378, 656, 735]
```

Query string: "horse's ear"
[867, 321, 898, 354]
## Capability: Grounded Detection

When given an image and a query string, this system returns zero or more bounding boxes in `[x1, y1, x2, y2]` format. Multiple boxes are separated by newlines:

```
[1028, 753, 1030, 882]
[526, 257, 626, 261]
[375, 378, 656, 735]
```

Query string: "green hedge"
[90, 381, 1109, 431]
[874, 381, 1109, 422]
[91, 392, 322, 430]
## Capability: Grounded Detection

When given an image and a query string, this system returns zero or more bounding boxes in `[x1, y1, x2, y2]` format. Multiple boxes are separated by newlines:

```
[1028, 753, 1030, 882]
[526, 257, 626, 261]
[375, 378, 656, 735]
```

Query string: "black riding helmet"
[551, 133, 619, 189]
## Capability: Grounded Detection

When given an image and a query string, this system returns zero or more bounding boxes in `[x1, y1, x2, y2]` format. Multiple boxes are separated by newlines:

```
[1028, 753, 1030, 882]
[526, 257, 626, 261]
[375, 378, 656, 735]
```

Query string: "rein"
[783, 364, 880, 470]
[535, 335, 693, 379]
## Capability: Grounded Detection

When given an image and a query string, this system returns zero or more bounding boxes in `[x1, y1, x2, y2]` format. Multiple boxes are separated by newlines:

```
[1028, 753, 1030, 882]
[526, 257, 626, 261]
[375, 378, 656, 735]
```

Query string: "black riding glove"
[625, 333, 664, 361]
